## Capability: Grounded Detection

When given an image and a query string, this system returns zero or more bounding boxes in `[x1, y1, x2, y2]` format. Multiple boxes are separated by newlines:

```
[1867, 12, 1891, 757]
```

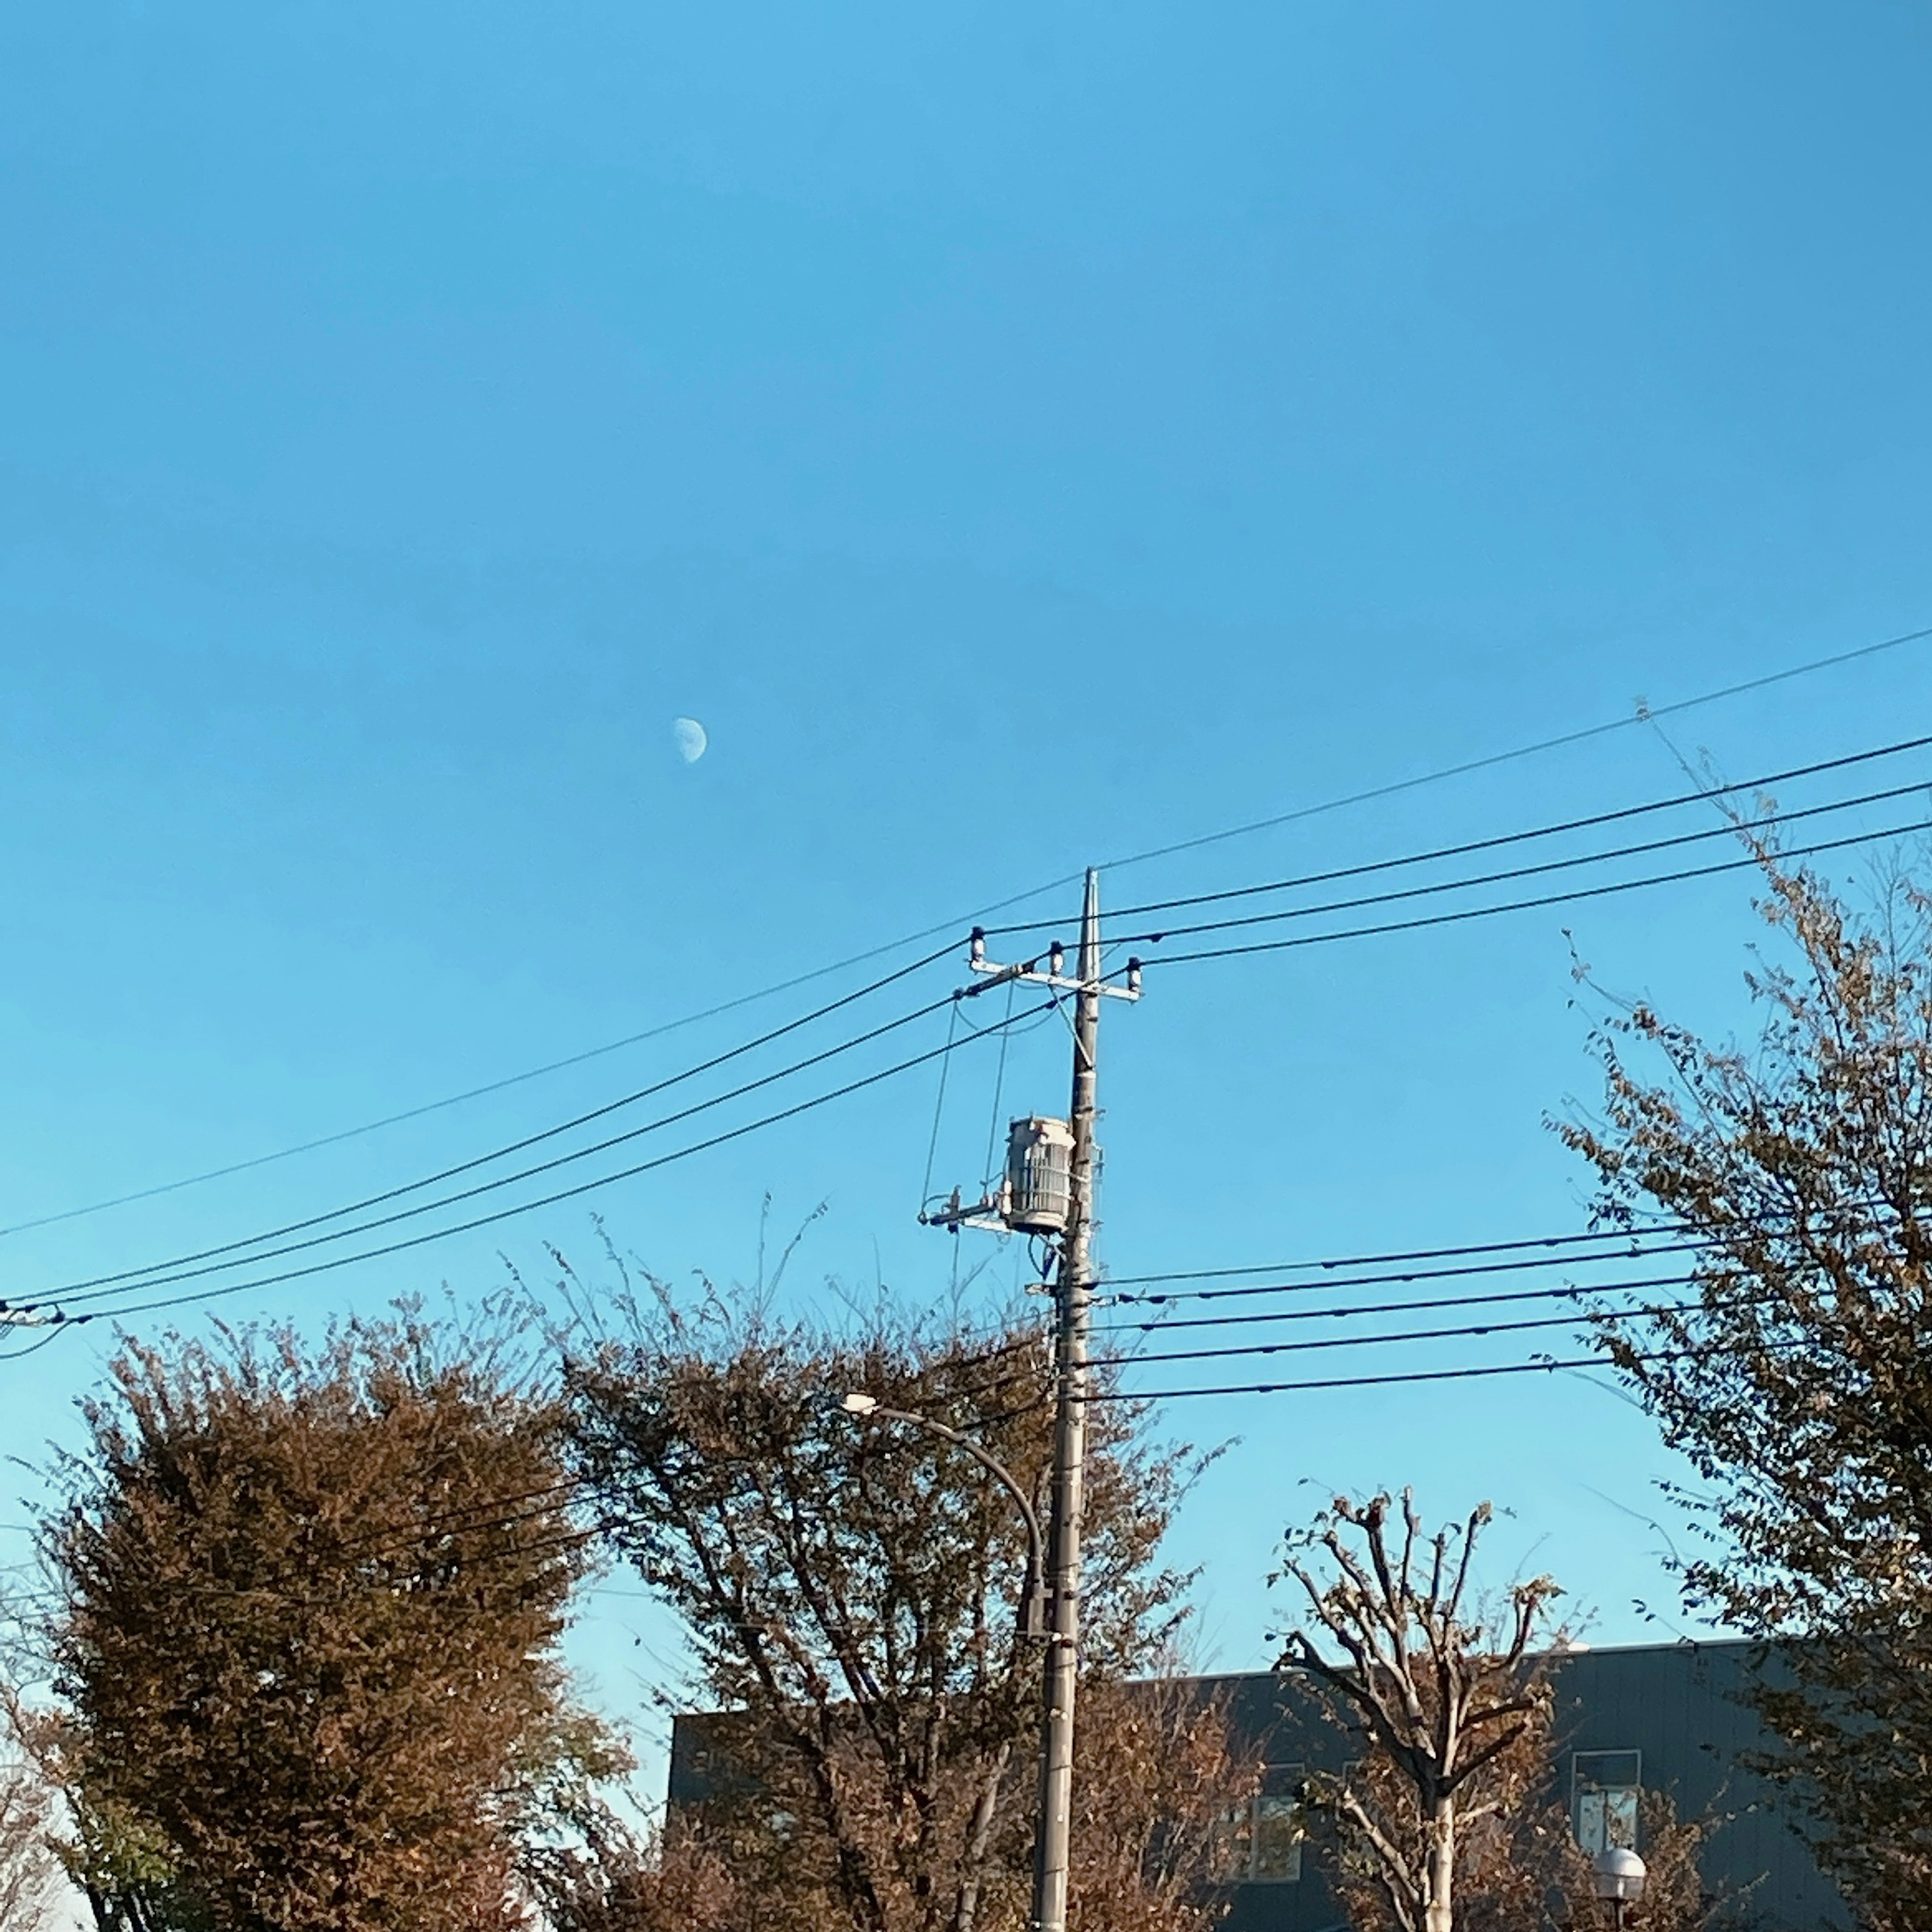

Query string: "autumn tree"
[1561, 849, 1932, 1931]
[36, 1309, 596, 1932]
[0, 1749, 62, 1929]
[519, 1806, 738, 1932]
[557, 1267, 1252, 1932]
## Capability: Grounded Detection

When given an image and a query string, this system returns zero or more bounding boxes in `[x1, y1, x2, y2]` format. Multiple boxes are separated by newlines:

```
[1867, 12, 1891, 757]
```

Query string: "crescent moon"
[672, 717, 708, 764]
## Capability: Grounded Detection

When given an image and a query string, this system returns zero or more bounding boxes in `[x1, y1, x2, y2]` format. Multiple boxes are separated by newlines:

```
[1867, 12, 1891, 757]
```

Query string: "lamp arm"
[862, 1404, 1046, 1640]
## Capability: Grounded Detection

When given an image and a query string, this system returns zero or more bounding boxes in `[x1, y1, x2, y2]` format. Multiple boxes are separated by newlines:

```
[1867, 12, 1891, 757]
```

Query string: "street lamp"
[841, 1392, 1046, 1640]
[1592, 1846, 1647, 1929]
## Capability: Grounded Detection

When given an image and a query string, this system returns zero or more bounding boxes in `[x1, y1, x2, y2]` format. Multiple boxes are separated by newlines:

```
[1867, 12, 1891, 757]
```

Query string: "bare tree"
[1271, 1492, 1558, 1932]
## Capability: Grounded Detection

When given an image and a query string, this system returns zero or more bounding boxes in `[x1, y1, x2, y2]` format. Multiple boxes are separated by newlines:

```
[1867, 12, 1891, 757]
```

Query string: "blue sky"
[5, 0, 1932, 1790]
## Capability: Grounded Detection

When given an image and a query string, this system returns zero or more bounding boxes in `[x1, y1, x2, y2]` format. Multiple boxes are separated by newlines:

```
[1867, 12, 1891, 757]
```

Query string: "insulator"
[1126, 956, 1143, 995]
[970, 927, 986, 964]
[1048, 939, 1065, 977]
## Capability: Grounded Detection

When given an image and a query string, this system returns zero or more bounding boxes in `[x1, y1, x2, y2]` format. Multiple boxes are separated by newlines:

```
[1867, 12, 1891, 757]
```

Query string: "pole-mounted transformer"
[1003, 1116, 1075, 1235]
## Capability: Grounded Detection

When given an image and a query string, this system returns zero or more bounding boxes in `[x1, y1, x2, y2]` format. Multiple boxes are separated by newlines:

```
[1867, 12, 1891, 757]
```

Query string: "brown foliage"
[1066, 1678, 1254, 1932]
[40, 1310, 592, 1932]
[0, 1750, 61, 1930]
[521, 1810, 738, 1932]
[559, 1270, 1250, 1932]
[1560, 848, 1932, 1930]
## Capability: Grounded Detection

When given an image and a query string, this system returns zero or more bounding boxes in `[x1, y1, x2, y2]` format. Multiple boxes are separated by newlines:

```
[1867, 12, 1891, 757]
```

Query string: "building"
[1203, 1641, 1842, 1930]
[668, 1639, 1846, 1930]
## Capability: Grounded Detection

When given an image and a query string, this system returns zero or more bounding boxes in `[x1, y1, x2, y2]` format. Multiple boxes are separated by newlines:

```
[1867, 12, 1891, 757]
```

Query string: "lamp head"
[841, 1393, 879, 1416]
[1592, 1846, 1647, 1903]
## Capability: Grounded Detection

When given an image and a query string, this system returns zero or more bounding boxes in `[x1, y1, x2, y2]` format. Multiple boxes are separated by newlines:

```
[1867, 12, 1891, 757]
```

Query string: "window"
[1572, 1750, 1641, 1857]
[1218, 1764, 1305, 1884]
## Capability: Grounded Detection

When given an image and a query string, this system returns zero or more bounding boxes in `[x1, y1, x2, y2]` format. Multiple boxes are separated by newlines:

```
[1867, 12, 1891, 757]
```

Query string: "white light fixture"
[1593, 1846, 1647, 1927]
[841, 1392, 879, 1416]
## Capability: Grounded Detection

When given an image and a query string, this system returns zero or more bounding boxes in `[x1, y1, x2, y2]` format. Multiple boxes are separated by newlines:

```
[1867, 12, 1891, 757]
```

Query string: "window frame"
[1218, 1762, 1306, 1886]
[1571, 1748, 1642, 1857]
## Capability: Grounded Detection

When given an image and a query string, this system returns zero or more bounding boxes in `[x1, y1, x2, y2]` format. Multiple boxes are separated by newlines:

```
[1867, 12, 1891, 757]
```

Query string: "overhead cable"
[984, 730, 1932, 934]
[1090, 1296, 1722, 1370]
[16, 999, 1054, 1324]
[41, 977, 974, 1305]
[1100, 1229, 1708, 1296]
[1140, 815, 1932, 969]
[1093, 621, 1932, 875]
[1110, 776, 1930, 948]
[1072, 1349, 1692, 1404]
[1093, 1270, 1698, 1336]
[36, 942, 964, 1302]
[20, 622, 1927, 1242]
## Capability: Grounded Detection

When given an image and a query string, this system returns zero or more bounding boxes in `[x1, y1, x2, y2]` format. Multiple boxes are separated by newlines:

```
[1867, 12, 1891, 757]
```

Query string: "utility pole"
[923, 868, 1139, 1932]
[1032, 865, 1102, 1932]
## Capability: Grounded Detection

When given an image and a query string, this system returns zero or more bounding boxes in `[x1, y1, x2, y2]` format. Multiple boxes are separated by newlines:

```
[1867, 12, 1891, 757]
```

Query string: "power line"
[1093, 1270, 1697, 1336]
[1090, 1297, 1713, 1371]
[1110, 775, 1930, 948]
[1143, 815, 1932, 969]
[1105, 1244, 1715, 1309]
[993, 729, 1932, 934]
[34, 942, 964, 1302]
[19, 999, 1054, 1325]
[0, 931, 1039, 1242]
[1094, 620, 1932, 874]
[41, 976, 972, 1306]
[20, 621, 1927, 1243]
[1073, 1349, 1695, 1404]
[1100, 1227, 1706, 1294]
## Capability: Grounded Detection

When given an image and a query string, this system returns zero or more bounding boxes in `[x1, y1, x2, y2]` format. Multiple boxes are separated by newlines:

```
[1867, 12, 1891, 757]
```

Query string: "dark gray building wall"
[667, 1641, 1846, 1931]
[1205, 1643, 1843, 1932]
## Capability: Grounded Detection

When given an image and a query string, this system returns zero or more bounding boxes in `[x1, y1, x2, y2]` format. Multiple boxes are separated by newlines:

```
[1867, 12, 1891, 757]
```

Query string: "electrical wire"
[1093, 1270, 1698, 1336]
[19, 621, 1927, 1245]
[32, 944, 967, 1304]
[920, 1000, 962, 1213]
[1091, 621, 1932, 875]
[1071, 1349, 1698, 1404]
[1139, 815, 1932, 969]
[1109, 775, 1932, 948]
[1103, 1243, 1717, 1310]
[1089, 1296, 1716, 1371]
[41, 985, 975, 1306]
[17, 999, 1055, 1325]
[985, 730, 1932, 934]
[981, 980, 1018, 1191]
[1098, 1226, 1707, 1294]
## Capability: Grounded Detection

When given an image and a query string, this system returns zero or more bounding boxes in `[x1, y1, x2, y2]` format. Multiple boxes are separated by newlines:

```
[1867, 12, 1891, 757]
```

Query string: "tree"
[1272, 1492, 1728, 1932]
[520, 1807, 738, 1932]
[558, 1267, 1252, 1932]
[1560, 849, 1932, 1930]
[37, 1309, 595, 1932]
[0, 1750, 62, 1930]
[1270, 1491, 1559, 1932]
